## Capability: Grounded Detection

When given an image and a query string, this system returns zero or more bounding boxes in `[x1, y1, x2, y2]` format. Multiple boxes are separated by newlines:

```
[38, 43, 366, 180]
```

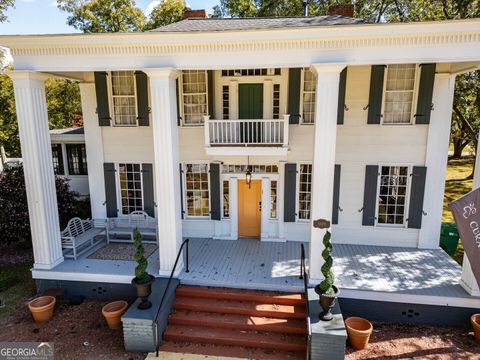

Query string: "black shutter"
[284, 163, 297, 222]
[210, 163, 221, 220]
[103, 163, 117, 217]
[408, 166, 427, 229]
[332, 164, 341, 225]
[176, 78, 181, 126]
[207, 70, 215, 119]
[367, 65, 385, 124]
[135, 71, 149, 126]
[142, 163, 155, 217]
[94, 72, 111, 126]
[288, 68, 301, 124]
[179, 164, 184, 219]
[362, 165, 379, 226]
[414, 64, 436, 124]
[337, 68, 347, 125]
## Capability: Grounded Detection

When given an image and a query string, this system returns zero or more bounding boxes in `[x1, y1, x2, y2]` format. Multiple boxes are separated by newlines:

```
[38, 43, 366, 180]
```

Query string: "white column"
[261, 177, 271, 240]
[9, 71, 64, 270]
[144, 68, 183, 276]
[229, 177, 238, 239]
[79, 83, 106, 219]
[460, 131, 480, 296]
[308, 65, 345, 283]
[277, 161, 286, 241]
[418, 73, 456, 249]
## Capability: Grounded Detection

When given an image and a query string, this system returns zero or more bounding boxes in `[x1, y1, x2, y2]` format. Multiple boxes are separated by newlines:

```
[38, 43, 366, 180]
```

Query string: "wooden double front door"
[238, 180, 262, 238]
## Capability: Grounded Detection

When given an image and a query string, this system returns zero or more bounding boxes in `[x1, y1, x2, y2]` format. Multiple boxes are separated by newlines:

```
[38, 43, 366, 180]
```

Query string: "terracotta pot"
[102, 300, 128, 330]
[28, 296, 56, 324]
[471, 314, 480, 342]
[345, 317, 373, 350]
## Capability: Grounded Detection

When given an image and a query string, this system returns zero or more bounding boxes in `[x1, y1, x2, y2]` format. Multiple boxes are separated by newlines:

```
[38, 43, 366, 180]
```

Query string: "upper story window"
[182, 70, 208, 125]
[376, 165, 409, 226]
[51, 144, 64, 175]
[383, 64, 418, 124]
[298, 164, 312, 220]
[111, 71, 137, 126]
[118, 163, 143, 215]
[222, 68, 281, 77]
[222, 164, 278, 173]
[66, 144, 88, 175]
[185, 163, 210, 217]
[302, 68, 316, 124]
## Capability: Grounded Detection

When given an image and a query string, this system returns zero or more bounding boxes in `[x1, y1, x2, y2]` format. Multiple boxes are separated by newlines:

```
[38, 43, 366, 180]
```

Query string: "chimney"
[183, 9, 208, 19]
[327, 4, 354, 18]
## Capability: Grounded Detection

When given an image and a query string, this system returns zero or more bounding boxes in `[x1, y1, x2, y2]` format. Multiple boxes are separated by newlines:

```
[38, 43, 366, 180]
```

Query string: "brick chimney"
[184, 9, 208, 19]
[327, 4, 354, 18]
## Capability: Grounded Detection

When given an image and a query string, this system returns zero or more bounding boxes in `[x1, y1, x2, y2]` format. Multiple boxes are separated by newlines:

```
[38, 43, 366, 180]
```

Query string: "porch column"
[144, 68, 183, 276]
[308, 64, 345, 283]
[229, 177, 238, 239]
[9, 71, 63, 270]
[418, 73, 456, 249]
[460, 131, 480, 296]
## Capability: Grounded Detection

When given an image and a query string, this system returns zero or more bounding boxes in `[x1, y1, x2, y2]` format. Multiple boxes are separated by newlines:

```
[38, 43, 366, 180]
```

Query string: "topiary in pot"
[131, 228, 155, 310]
[313, 219, 339, 321]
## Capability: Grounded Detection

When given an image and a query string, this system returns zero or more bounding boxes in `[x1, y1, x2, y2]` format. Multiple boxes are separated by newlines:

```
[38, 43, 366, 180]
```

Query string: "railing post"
[185, 238, 190, 273]
[283, 115, 290, 147]
[203, 115, 211, 147]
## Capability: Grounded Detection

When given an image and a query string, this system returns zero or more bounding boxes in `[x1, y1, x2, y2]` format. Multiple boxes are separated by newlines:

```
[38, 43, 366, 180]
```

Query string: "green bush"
[133, 228, 151, 284]
[319, 230, 335, 295]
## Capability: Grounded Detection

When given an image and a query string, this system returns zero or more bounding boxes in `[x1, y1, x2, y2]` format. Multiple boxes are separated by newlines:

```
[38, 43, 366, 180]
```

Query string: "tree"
[57, 0, 146, 33]
[0, 0, 14, 23]
[0, 73, 18, 157]
[145, 0, 186, 30]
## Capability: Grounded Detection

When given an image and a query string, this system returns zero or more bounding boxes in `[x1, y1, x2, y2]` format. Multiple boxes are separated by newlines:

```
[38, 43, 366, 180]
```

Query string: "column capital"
[142, 68, 179, 79]
[6, 70, 50, 82]
[310, 64, 346, 74]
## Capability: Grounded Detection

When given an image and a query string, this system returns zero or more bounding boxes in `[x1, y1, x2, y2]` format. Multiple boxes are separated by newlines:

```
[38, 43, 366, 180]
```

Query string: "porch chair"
[106, 211, 157, 244]
[61, 217, 107, 260]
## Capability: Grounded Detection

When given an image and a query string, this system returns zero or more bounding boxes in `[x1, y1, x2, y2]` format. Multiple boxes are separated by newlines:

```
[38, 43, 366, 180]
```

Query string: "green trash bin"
[440, 222, 460, 256]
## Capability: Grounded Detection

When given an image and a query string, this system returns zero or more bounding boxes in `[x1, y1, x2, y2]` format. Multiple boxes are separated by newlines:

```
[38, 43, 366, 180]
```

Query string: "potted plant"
[131, 228, 155, 310]
[28, 296, 56, 324]
[102, 300, 128, 329]
[313, 219, 339, 321]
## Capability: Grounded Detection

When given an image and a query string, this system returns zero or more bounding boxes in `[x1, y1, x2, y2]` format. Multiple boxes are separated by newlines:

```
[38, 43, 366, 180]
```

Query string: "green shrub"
[319, 230, 335, 295]
[133, 228, 150, 284]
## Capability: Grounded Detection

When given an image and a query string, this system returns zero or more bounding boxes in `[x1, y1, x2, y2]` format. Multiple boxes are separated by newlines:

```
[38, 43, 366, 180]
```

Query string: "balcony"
[203, 115, 289, 156]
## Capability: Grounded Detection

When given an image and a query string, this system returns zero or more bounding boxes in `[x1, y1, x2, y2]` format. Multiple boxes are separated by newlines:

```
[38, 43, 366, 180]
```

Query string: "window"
[185, 163, 210, 217]
[302, 68, 316, 124]
[298, 164, 312, 220]
[66, 144, 87, 175]
[383, 64, 417, 124]
[222, 85, 229, 120]
[182, 70, 208, 125]
[273, 84, 280, 119]
[222, 165, 278, 173]
[51, 144, 64, 175]
[377, 166, 409, 226]
[111, 71, 137, 126]
[270, 180, 277, 219]
[221, 68, 281, 77]
[223, 180, 229, 218]
[118, 163, 143, 215]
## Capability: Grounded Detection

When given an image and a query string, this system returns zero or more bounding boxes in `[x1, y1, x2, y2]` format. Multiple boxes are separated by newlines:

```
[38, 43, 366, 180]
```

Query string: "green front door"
[239, 84, 263, 143]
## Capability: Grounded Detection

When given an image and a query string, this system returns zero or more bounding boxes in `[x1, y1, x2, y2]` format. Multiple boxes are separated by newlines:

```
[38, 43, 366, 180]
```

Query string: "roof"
[49, 127, 84, 135]
[151, 15, 364, 33]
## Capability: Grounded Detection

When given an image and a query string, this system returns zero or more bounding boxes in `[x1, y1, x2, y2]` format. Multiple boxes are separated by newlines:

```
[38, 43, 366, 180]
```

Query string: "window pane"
[270, 180, 277, 219]
[302, 68, 316, 124]
[182, 70, 208, 125]
[111, 71, 136, 125]
[377, 166, 409, 226]
[118, 163, 143, 215]
[383, 64, 416, 124]
[66, 144, 88, 175]
[185, 163, 210, 217]
[51, 144, 64, 175]
[298, 164, 312, 220]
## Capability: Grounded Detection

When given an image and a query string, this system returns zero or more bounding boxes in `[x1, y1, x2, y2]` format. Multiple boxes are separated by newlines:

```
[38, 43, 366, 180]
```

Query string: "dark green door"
[239, 84, 263, 143]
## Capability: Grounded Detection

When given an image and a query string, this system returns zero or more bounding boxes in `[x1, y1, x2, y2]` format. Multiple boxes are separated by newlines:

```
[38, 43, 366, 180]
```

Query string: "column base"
[158, 266, 184, 278]
[33, 256, 64, 270]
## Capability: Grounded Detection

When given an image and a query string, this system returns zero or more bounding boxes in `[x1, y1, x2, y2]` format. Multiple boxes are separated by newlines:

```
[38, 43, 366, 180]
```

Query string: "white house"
[2, 7, 480, 357]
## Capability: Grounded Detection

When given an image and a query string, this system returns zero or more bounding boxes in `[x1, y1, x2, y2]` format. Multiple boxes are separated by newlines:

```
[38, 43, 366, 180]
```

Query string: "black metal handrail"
[154, 238, 190, 356]
[300, 243, 311, 360]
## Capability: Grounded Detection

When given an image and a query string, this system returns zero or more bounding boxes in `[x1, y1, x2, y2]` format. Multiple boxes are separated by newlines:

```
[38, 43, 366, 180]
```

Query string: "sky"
[0, 0, 218, 35]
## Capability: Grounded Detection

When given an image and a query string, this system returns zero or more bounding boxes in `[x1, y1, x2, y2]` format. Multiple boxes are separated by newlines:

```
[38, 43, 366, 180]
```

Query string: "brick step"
[169, 309, 307, 335]
[159, 341, 306, 360]
[163, 324, 307, 353]
[173, 297, 306, 320]
[175, 285, 305, 306]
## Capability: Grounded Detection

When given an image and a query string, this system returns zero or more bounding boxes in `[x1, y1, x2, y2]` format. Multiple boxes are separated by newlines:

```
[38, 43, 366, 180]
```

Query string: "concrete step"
[163, 324, 307, 353]
[175, 285, 305, 306]
[169, 309, 307, 335]
[173, 297, 306, 320]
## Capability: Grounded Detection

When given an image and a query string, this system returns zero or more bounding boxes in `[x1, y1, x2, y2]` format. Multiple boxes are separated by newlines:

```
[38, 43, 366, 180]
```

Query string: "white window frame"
[222, 178, 230, 219]
[270, 179, 278, 220]
[296, 162, 313, 222]
[380, 64, 420, 126]
[374, 163, 413, 228]
[182, 162, 211, 219]
[179, 70, 209, 127]
[115, 162, 145, 217]
[299, 68, 316, 125]
[107, 71, 138, 127]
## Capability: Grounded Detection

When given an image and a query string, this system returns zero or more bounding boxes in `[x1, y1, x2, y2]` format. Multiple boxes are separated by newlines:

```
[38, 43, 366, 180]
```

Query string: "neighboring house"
[1, 6, 480, 356]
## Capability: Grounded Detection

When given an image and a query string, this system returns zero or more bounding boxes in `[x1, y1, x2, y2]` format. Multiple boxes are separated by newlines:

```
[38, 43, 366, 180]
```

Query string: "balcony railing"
[204, 115, 289, 147]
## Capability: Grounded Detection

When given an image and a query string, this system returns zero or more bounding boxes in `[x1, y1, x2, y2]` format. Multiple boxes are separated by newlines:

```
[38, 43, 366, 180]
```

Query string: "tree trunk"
[452, 136, 467, 158]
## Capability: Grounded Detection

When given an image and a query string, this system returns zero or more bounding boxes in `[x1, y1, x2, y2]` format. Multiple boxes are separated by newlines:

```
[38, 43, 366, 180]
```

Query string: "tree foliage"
[145, 0, 186, 30]
[57, 0, 146, 33]
[133, 228, 151, 283]
[0, 0, 14, 23]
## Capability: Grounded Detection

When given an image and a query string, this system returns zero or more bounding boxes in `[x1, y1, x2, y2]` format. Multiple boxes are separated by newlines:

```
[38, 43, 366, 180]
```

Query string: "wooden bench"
[61, 217, 106, 260]
[106, 211, 157, 244]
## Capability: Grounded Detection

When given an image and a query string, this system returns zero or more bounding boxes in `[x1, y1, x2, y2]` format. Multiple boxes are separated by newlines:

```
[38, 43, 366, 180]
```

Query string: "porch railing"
[204, 115, 289, 147]
[300, 243, 311, 360]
